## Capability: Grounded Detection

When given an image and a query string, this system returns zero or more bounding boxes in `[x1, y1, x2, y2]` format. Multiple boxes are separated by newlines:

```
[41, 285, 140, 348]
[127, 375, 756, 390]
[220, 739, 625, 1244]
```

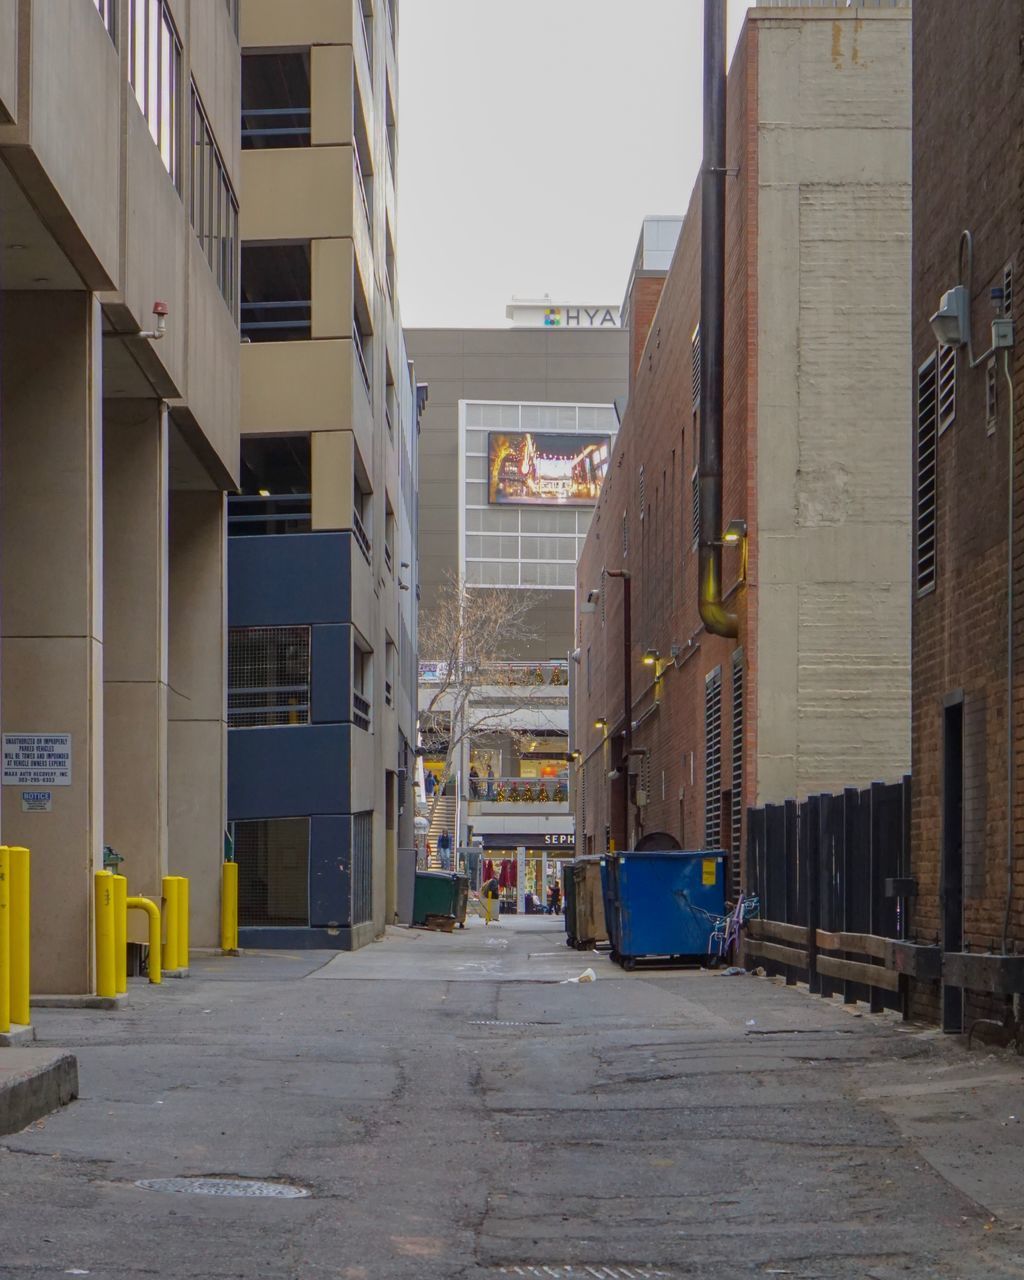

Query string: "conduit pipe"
[698, 0, 738, 639]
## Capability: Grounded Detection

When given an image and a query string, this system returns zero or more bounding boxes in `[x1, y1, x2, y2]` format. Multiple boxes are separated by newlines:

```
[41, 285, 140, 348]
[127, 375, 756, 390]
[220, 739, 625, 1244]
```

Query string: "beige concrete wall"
[753, 11, 912, 803]
[103, 404, 169, 913]
[242, 0, 355, 47]
[0, 0, 16, 122]
[1, 293, 104, 994]
[312, 45, 354, 148]
[242, 147, 354, 242]
[168, 492, 227, 949]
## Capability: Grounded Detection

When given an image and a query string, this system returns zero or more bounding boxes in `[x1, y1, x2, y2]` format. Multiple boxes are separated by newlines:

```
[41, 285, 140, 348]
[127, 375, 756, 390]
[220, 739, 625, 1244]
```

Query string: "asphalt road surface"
[2, 914, 1024, 1278]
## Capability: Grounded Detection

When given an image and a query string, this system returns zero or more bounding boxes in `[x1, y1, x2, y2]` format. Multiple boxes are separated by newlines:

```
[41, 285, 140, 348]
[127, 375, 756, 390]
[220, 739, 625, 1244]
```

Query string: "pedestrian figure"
[425, 770, 435, 798]
[438, 830, 452, 870]
[482, 875, 500, 925]
[486, 764, 495, 800]
[469, 766, 480, 798]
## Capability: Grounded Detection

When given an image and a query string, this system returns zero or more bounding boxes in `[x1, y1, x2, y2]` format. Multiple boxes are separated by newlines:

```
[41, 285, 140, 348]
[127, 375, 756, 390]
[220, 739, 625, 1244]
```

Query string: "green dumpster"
[412, 870, 459, 926]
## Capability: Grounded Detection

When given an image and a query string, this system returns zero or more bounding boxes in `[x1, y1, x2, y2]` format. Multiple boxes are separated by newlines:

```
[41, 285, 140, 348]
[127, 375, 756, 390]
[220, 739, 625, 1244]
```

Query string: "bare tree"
[418, 574, 567, 827]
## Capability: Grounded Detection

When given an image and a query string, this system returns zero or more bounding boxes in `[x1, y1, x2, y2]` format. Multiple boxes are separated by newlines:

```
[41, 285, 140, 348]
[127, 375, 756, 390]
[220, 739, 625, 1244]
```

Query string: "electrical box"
[992, 317, 1015, 349]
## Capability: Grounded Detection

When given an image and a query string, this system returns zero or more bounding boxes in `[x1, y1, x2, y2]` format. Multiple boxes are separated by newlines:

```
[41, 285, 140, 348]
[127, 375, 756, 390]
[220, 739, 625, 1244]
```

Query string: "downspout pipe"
[606, 570, 633, 841]
[698, 0, 739, 639]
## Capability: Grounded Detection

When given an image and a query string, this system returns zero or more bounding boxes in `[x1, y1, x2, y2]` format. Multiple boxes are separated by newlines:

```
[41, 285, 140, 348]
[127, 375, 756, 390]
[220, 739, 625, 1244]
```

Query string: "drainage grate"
[497, 1268, 672, 1278]
[469, 1020, 545, 1028]
[135, 1176, 310, 1199]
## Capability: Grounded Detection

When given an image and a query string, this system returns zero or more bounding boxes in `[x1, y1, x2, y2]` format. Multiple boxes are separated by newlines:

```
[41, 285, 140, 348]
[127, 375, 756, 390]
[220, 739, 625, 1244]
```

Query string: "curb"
[0, 1050, 79, 1137]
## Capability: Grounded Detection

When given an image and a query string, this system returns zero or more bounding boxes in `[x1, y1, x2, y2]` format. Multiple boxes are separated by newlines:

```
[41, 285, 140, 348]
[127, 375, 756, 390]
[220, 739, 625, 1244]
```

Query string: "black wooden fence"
[744, 776, 912, 1014]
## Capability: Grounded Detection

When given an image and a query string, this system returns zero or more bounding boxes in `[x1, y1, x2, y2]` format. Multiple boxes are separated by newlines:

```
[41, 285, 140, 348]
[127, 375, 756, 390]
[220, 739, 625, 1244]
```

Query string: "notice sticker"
[21, 791, 53, 812]
[2, 734, 72, 786]
[702, 858, 717, 886]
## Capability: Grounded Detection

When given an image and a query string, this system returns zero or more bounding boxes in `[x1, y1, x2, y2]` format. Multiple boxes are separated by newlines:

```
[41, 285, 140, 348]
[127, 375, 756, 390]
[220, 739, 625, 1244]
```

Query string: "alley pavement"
[2, 916, 1024, 1278]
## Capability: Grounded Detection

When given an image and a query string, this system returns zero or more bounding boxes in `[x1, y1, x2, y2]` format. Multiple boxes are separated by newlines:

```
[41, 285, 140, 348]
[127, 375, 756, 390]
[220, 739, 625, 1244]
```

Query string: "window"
[228, 626, 311, 728]
[730, 652, 744, 897]
[938, 343, 956, 434]
[130, 0, 181, 187]
[353, 311, 373, 399]
[704, 667, 723, 847]
[1005, 262, 1014, 319]
[353, 474, 372, 563]
[233, 818, 309, 927]
[384, 498, 396, 576]
[242, 52, 311, 149]
[353, 640, 372, 732]
[385, 640, 397, 708]
[916, 353, 938, 596]
[93, 0, 116, 43]
[691, 325, 701, 410]
[385, 367, 397, 440]
[190, 85, 239, 314]
[229, 436, 311, 536]
[240, 243, 311, 342]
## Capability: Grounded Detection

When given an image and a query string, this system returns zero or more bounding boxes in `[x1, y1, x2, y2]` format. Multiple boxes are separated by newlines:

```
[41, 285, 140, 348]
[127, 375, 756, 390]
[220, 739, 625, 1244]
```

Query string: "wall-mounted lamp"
[571, 750, 582, 762]
[642, 648, 660, 667]
[930, 285, 970, 349]
[723, 519, 748, 545]
[594, 717, 608, 732]
[586, 589, 601, 604]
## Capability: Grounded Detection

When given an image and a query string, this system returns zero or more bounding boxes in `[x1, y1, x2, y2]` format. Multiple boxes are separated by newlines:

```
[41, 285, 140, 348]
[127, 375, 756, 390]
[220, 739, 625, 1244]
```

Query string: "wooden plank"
[816, 953, 900, 992]
[748, 918, 809, 946]
[815, 929, 887, 960]
[745, 939, 808, 968]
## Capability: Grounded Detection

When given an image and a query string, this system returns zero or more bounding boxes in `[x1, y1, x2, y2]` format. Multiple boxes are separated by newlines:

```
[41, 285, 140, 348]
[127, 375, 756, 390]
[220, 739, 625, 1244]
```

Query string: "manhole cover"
[497, 1268, 671, 1278]
[135, 1176, 309, 1199]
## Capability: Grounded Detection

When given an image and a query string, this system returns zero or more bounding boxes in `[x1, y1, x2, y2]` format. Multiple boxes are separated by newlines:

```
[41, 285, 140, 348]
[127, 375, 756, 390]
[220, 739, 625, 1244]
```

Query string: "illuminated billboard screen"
[488, 432, 612, 507]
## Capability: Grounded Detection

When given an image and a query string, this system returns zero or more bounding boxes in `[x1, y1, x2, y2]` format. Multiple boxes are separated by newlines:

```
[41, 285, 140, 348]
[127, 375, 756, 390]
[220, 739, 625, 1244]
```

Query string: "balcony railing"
[353, 146, 372, 238]
[469, 776, 569, 804]
[352, 323, 372, 398]
[228, 492, 312, 537]
[476, 661, 570, 688]
[352, 507, 372, 563]
[241, 107, 311, 147]
[229, 684, 311, 729]
[240, 299, 311, 342]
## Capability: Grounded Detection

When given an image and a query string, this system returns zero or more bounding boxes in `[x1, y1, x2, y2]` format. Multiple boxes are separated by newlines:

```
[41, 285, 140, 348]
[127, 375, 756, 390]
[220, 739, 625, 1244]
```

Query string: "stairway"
[425, 794, 459, 868]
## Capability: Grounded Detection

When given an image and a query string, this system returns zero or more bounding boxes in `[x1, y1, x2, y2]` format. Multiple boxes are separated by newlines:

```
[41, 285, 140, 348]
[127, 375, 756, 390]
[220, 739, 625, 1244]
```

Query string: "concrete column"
[0, 292, 104, 994]
[103, 402, 168, 909]
[167, 489, 226, 948]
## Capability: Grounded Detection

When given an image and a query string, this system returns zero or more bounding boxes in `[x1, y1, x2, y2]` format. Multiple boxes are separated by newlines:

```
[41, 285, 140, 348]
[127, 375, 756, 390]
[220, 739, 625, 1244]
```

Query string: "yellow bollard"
[126, 897, 162, 984]
[9, 847, 30, 1027]
[94, 870, 116, 999]
[221, 861, 238, 953]
[177, 877, 189, 971]
[162, 875, 180, 972]
[112, 874, 128, 995]
[0, 847, 10, 1033]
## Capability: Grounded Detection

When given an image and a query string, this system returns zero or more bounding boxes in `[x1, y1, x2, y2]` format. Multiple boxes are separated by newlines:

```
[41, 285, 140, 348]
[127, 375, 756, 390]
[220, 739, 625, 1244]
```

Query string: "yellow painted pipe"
[94, 870, 116, 999]
[126, 897, 162, 984]
[177, 877, 189, 971]
[112, 874, 128, 995]
[221, 862, 238, 953]
[9, 847, 30, 1027]
[162, 875, 180, 972]
[0, 847, 10, 1033]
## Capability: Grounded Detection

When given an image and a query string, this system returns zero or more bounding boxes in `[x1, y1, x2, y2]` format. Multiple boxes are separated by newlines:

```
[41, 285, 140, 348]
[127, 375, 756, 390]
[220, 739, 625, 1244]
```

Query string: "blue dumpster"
[600, 851, 726, 969]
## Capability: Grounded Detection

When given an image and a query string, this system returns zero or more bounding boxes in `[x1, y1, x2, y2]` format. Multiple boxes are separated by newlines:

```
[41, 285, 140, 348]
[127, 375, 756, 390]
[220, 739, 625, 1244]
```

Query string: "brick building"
[910, 1, 1024, 1029]
[574, 3, 912, 873]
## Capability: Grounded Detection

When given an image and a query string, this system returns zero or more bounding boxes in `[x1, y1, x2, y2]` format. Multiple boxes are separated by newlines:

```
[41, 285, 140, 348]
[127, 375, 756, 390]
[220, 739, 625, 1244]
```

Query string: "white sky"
[396, 0, 750, 328]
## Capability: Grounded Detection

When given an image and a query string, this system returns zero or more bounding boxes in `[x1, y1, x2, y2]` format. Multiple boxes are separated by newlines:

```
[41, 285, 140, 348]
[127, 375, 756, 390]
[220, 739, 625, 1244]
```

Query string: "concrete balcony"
[467, 776, 570, 819]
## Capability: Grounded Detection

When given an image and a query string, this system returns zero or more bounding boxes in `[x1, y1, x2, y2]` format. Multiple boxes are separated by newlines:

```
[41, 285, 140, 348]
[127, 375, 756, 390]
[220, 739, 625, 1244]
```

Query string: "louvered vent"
[938, 344, 956, 433]
[691, 470, 700, 547]
[691, 326, 701, 410]
[639, 466, 646, 521]
[916, 353, 938, 596]
[730, 653, 744, 892]
[1005, 262, 1014, 318]
[704, 667, 723, 847]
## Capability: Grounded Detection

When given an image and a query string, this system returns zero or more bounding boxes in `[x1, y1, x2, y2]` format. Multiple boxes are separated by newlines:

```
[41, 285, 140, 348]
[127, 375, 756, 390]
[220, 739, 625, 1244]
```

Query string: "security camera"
[930, 285, 969, 348]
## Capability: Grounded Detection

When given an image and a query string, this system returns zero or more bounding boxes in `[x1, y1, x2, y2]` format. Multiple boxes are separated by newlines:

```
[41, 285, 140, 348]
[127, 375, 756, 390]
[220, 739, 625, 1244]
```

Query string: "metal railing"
[352, 322, 372, 398]
[469, 776, 569, 804]
[475, 660, 570, 688]
[240, 299, 311, 341]
[352, 507, 372, 562]
[228, 492, 312, 536]
[229, 684, 310, 728]
[241, 107, 311, 146]
[353, 146, 372, 237]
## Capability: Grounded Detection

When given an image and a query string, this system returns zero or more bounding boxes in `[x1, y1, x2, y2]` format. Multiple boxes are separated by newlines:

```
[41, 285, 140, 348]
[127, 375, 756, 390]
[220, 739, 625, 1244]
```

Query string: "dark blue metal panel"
[312, 624, 351, 724]
[228, 724, 351, 819]
[309, 814, 351, 928]
[229, 532, 352, 627]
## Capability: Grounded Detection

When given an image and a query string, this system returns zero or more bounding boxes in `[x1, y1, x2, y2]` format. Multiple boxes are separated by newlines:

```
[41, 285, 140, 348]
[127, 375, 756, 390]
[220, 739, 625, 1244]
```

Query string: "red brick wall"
[575, 25, 757, 862]
[628, 276, 668, 394]
[911, 0, 1024, 1022]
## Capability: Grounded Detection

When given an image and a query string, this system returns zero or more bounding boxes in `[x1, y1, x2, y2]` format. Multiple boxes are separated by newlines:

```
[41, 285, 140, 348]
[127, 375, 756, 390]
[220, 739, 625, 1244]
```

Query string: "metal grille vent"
[622, 512, 629, 559]
[937, 343, 956, 433]
[1005, 261, 1015, 318]
[228, 626, 310, 728]
[234, 817, 310, 928]
[704, 667, 723, 847]
[730, 653, 744, 893]
[639, 466, 646, 521]
[351, 811, 373, 925]
[691, 469, 700, 548]
[916, 353, 938, 595]
[691, 325, 701, 409]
